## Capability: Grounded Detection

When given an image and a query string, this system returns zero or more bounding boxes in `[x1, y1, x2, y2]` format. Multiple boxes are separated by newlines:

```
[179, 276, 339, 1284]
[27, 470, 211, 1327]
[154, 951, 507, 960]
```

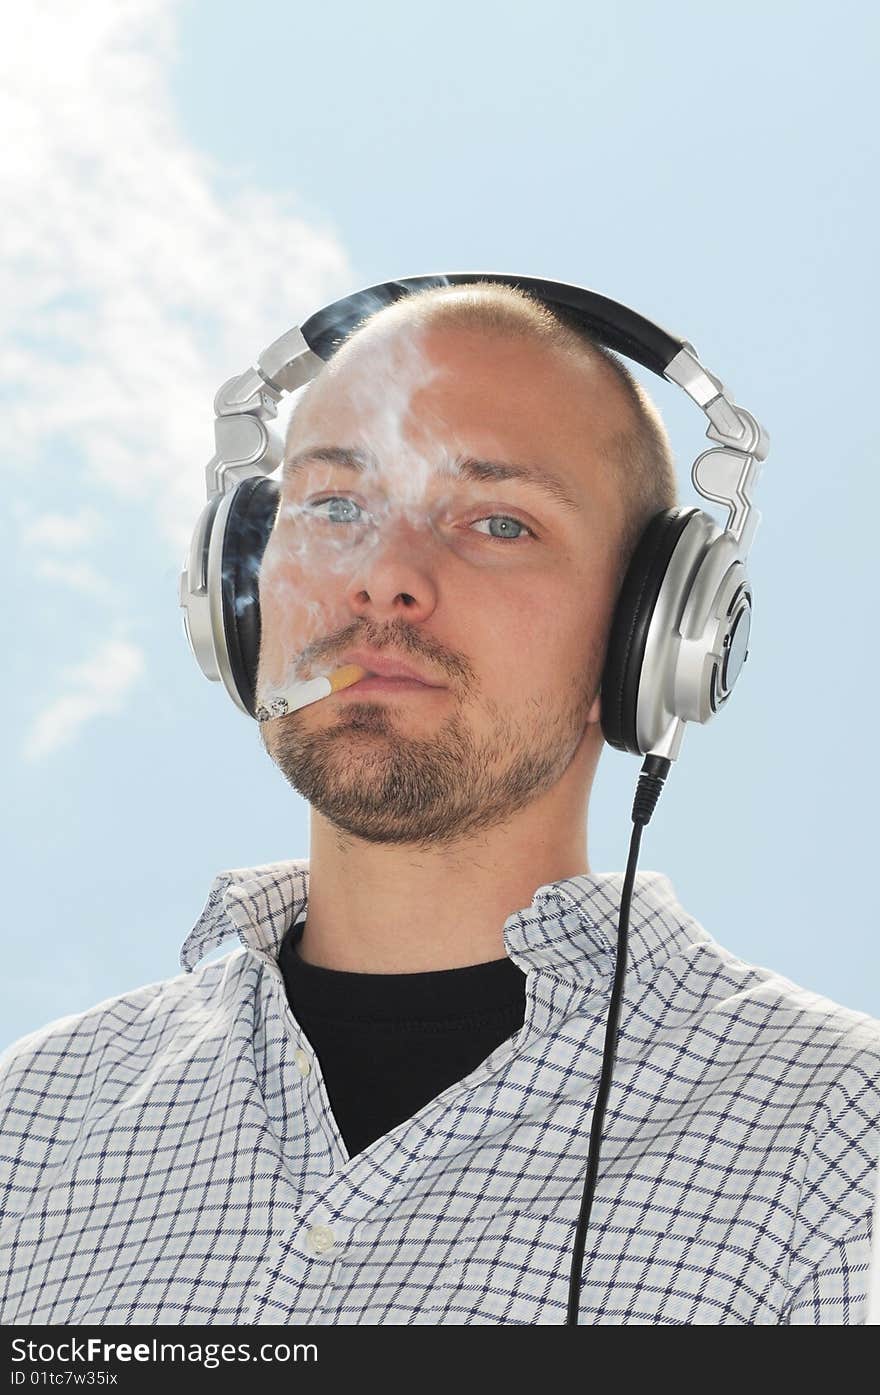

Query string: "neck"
[298, 763, 595, 974]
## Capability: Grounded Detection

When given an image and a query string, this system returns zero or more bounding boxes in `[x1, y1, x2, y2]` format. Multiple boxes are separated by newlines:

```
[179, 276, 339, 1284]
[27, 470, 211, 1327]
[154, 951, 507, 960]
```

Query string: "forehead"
[284, 321, 627, 513]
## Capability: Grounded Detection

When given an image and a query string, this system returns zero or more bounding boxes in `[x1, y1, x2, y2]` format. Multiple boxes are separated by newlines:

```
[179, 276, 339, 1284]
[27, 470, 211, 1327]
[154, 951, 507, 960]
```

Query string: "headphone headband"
[299, 273, 684, 376]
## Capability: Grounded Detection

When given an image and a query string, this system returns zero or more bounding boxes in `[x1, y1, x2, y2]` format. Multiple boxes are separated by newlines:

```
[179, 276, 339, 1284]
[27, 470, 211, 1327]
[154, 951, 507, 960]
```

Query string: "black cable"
[565, 753, 672, 1326]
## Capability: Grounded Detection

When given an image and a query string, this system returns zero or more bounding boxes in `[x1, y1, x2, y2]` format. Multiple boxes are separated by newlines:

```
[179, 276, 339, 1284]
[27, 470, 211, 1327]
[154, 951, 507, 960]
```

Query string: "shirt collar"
[180, 858, 709, 993]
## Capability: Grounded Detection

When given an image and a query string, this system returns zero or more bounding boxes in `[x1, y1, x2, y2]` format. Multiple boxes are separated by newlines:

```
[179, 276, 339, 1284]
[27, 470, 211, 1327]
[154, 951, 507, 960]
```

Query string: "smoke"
[254, 316, 479, 712]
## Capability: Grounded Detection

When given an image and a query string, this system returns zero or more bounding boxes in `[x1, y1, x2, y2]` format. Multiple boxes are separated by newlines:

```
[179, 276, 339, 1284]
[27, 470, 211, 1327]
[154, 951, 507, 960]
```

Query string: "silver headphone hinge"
[214, 367, 282, 418]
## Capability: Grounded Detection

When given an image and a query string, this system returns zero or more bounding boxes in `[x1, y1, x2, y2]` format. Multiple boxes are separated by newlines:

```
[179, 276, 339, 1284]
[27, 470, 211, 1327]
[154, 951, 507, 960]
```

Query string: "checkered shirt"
[1, 859, 878, 1325]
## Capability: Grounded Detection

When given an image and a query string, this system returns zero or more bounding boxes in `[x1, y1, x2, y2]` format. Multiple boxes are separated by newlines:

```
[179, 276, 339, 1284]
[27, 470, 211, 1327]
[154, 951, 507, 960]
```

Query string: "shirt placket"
[245, 947, 599, 1323]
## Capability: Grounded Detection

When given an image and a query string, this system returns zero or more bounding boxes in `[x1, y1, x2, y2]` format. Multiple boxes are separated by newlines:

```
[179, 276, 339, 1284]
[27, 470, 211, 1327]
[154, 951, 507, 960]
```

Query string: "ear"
[586, 689, 602, 726]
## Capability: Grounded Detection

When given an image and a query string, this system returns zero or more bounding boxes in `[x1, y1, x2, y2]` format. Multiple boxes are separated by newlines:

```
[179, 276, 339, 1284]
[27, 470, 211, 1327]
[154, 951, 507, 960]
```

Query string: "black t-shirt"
[278, 915, 527, 1158]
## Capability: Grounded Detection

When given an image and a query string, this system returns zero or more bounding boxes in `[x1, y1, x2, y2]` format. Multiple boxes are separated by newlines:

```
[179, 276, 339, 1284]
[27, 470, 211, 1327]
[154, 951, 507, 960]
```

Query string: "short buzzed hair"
[288, 280, 679, 597]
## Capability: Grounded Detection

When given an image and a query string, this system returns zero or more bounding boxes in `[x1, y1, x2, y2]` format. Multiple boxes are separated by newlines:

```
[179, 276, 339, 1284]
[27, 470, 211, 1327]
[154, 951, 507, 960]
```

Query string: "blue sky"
[2, 0, 878, 1051]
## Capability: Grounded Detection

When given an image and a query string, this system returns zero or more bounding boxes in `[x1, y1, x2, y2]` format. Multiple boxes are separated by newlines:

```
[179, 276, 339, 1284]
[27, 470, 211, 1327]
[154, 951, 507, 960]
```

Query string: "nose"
[342, 510, 442, 621]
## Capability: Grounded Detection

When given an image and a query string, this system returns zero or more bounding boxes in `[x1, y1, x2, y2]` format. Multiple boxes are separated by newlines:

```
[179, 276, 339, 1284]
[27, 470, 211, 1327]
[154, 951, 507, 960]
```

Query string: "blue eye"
[306, 497, 536, 543]
[307, 496, 365, 525]
[469, 515, 534, 542]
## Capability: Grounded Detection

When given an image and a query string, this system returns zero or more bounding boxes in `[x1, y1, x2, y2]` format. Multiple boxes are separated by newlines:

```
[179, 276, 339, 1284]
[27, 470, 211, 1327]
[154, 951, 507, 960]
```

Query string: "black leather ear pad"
[220, 476, 280, 717]
[601, 506, 698, 755]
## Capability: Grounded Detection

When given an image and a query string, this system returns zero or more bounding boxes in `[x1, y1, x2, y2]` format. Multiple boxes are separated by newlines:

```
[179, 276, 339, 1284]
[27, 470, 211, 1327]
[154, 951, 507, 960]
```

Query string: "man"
[2, 283, 878, 1326]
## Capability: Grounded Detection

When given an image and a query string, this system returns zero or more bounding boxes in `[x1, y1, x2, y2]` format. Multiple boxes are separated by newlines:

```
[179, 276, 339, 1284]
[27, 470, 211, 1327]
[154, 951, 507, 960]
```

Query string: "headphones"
[179, 272, 767, 760]
[178, 273, 769, 1324]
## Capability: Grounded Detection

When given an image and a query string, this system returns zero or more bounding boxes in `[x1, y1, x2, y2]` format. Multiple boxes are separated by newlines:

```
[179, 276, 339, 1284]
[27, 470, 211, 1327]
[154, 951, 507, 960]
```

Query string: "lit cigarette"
[254, 664, 367, 722]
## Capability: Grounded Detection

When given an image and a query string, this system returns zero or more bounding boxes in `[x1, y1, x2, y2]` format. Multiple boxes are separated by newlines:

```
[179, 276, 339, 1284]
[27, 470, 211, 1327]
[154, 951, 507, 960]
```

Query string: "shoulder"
[0, 948, 254, 1089]
[712, 946, 880, 1088]
[672, 932, 880, 1078]
[694, 946, 880, 1248]
[0, 950, 252, 1217]
[755, 975, 880, 1161]
[647, 934, 880, 1164]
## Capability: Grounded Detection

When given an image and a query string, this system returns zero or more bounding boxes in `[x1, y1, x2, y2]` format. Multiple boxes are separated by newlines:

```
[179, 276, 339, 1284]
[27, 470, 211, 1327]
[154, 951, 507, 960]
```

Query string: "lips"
[340, 650, 443, 686]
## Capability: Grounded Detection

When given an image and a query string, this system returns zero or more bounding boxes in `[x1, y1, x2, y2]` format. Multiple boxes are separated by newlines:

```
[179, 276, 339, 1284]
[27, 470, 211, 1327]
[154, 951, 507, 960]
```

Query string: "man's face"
[256, 320, 627, 849]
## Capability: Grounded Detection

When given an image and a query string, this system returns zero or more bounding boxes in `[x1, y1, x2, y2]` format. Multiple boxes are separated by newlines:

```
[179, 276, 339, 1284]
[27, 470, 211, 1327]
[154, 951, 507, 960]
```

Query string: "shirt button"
[306, 1223, 336, 1255]
[293, 1048, 311, 1077]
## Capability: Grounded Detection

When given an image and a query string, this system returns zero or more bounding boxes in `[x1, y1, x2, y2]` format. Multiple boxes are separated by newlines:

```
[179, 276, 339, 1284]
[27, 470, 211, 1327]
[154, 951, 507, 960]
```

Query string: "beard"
[257, 672, 598, 854]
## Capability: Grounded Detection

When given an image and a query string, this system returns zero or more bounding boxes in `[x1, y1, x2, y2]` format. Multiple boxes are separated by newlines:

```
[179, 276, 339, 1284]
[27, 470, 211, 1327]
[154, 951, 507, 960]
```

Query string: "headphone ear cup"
[601, 507, 697, 755]
[219, 476, 280, 718]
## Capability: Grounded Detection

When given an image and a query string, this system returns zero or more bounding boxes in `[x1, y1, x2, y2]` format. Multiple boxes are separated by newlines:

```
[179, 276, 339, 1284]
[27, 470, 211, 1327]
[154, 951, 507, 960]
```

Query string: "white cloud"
[32, 557, 115, 600]
[17, 506, 117, 602]
[19, 508, 106, 550]
[21, 638, 146, 762]
[0, 0, 353, 561]
[2, 0, 353, 757]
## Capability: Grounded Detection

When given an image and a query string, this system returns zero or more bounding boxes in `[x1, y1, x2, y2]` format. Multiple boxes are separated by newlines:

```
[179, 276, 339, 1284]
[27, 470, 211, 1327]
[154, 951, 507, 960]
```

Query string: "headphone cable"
[565, 752, 672, 1326]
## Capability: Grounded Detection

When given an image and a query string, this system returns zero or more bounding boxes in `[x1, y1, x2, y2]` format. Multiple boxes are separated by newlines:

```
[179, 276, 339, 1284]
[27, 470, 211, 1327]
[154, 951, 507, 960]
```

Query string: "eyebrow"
[281, 445, 582, 515]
